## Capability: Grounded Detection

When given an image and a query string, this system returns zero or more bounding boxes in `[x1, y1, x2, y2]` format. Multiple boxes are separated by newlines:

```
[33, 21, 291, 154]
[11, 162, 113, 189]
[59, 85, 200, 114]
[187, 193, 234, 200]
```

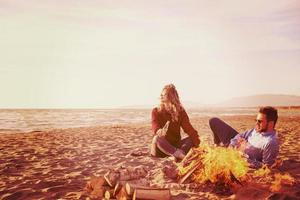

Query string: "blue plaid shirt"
[230, 128, 279, 168]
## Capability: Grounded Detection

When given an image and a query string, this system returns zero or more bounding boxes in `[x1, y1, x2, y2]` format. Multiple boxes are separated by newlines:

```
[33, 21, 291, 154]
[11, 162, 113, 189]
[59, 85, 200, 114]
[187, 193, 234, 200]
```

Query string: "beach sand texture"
[0, 113, 300, 199]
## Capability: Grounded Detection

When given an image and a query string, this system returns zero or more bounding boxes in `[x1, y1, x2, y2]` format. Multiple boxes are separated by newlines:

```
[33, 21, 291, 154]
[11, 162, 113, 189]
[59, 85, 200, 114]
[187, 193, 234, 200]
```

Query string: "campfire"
[177, 144, 249, 186]
[176, 144, 295, 193]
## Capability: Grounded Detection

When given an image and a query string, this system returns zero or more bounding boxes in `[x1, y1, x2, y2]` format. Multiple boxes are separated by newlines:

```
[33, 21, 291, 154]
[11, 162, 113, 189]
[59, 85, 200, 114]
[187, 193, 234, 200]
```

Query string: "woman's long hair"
[158, 84, 183, 122]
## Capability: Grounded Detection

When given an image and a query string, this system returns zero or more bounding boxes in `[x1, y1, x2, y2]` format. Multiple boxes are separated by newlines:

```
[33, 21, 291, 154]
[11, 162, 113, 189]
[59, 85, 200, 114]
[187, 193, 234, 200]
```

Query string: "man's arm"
[229, 129, 253, 148]
[262, 139, 279, 166]
[247, 139, 279, 169]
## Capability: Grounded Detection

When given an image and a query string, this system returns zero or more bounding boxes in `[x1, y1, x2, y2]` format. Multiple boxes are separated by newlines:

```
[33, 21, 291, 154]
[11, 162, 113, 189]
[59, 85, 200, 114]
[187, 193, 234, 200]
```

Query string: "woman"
[150, 84, 200, 160]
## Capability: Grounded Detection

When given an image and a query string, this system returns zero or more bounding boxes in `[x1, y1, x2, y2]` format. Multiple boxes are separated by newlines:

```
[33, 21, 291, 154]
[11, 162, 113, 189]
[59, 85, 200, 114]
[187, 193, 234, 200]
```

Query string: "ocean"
[0, 109, 151, 134]
[1, 107, 296, 134]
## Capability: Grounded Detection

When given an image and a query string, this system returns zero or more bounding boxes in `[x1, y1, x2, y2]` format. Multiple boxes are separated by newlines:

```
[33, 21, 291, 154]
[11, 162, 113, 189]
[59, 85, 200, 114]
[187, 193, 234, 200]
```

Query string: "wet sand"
[0, 114, 300, 199]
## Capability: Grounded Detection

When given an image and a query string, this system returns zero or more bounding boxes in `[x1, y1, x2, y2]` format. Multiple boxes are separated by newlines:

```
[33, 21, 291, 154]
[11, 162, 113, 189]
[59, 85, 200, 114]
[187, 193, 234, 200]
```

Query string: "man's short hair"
[259, 106, 278, 126]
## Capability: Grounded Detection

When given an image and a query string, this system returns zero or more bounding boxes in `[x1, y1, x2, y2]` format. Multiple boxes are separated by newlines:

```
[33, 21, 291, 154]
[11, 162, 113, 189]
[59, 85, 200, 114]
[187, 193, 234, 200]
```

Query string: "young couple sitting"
[150, 84, 278, 169]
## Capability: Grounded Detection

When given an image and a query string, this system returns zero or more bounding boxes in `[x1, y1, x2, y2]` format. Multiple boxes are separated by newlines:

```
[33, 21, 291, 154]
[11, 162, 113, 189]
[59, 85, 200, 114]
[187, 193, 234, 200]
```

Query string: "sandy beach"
[1, 113, 300, 200]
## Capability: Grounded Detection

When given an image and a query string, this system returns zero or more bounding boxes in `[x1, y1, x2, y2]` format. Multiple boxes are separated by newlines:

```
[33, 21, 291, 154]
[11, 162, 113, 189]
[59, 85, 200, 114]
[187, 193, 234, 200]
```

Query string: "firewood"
[125, 183, 152, 196]
[85, 176, 115, 199]
[125, 183, 171, 200]
[116, 186, 129, 200]
[132, 190, 137, 200]
[85, 176, 106, 192]
[125, 182, 134, 196]
[230, 171, 243, 186]
[104, 190, 111, 199]
[119, 166, 147, 181]
[133, 188, 171, 200]
[104, 166, 147, 187]
[104, 187, 116, 198]
[104, 171, 120, 187]
[179, 160, 202, 184]
[181, 147, 195, 164]
[113, 182, 122, 197]
[182, 153, 200, 167]
[90, 187, 104, 199]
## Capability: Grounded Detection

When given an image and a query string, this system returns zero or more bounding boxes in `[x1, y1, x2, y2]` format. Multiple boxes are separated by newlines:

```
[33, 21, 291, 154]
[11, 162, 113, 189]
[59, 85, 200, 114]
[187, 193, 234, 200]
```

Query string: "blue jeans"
[209, 117, 239, 147]
[150, 135, 194, 157]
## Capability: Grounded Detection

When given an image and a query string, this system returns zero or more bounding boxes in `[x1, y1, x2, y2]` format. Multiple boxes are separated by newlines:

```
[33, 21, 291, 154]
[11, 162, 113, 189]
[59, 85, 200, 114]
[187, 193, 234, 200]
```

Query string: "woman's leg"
[150, 135, 160, 156]
[150, 135, 183, 158]
[179, 137, 194, 154]
[209, 117, 239, 147]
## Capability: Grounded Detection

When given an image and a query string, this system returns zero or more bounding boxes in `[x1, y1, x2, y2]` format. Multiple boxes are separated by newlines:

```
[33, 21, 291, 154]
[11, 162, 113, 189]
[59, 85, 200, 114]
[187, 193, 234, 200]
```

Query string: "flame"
[178, 144, 249, 186]
[252, 165, 295, 192]
[253, 165, 271, 177]
[270, 173, 295, 192]
[253, 165, 272, 182]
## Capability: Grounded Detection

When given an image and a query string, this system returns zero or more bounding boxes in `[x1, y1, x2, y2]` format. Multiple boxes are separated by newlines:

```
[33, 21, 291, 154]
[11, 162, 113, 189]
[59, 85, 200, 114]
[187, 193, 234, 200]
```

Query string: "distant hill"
[218, 94, 300, 107]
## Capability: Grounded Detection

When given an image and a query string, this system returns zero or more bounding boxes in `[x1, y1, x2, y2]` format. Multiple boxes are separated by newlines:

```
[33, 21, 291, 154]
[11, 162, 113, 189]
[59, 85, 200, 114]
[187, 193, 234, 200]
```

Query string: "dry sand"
[0, 114, 300, 200]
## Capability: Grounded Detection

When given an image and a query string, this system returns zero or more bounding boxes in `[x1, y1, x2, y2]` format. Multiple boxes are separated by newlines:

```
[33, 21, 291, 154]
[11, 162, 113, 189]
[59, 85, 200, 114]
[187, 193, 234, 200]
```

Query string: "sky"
[0, 0, 300, 108]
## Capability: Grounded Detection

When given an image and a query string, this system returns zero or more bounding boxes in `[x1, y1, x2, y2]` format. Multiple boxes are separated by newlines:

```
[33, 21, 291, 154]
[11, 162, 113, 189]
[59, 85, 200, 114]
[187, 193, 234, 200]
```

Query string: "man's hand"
[236, 138, 248, 152]
[156, 121, 170, 137]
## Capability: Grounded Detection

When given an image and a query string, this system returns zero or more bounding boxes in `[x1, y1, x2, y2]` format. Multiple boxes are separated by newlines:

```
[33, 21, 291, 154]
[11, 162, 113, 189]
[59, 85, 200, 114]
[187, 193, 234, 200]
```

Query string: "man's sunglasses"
[255, 119, 263, 124]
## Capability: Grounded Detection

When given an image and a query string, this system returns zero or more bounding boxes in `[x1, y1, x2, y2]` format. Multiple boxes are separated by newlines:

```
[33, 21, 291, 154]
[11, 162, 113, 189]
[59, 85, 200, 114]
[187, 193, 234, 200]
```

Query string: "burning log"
[180, 147, 205, 167]
[180, 147, 195, 165]
[178, 160, 202, 184]
[229, 171, 243, 186]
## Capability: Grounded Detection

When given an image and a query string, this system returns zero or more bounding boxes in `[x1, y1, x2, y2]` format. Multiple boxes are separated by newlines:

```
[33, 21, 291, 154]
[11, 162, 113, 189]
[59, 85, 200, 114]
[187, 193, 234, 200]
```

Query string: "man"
[209, 106, 279, 168]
